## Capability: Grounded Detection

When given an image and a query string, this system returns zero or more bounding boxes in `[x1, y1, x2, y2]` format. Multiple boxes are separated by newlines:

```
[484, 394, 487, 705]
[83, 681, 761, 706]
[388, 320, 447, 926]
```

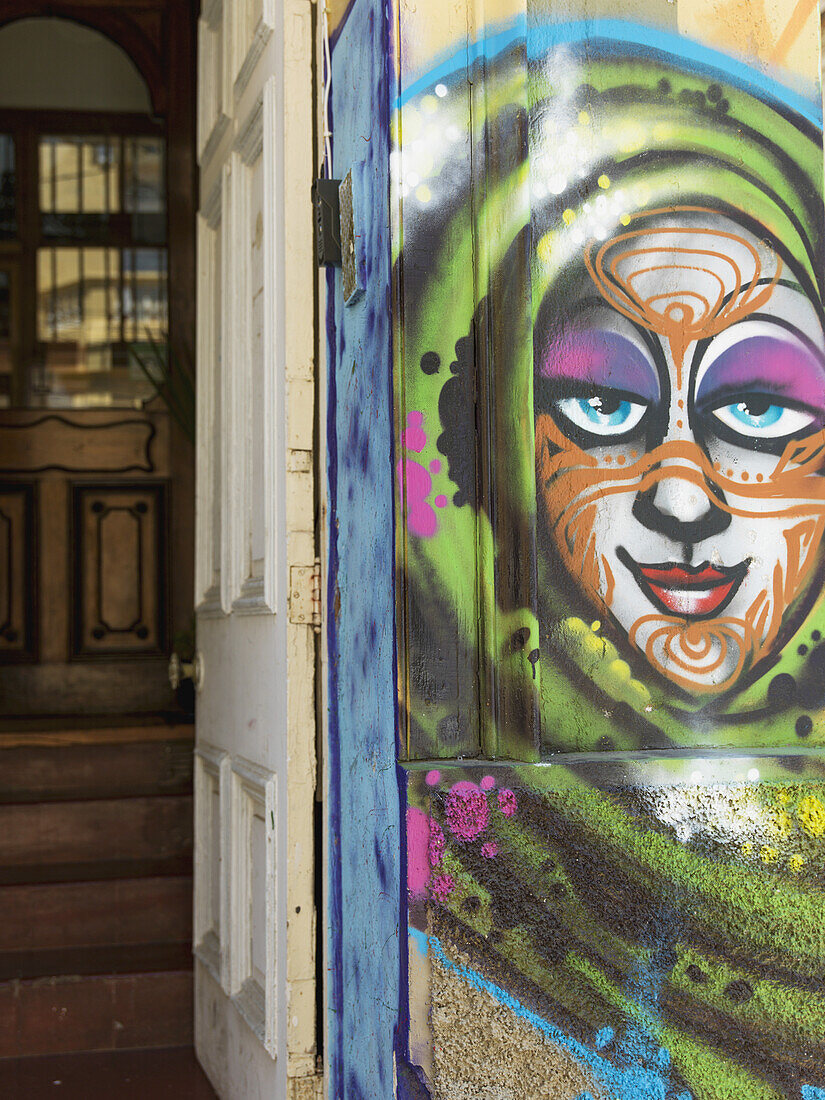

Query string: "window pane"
[35, 245, 167, 408]
[39, 136, 119, 215]
[29, 133, 167, 407]
[39, 135, 163, 243]
[0, 268, 13, 407]
[124, 137, 163, 213]
[123, 248, 168, 343]
[54, 138, 79, 213]
[0, 135, 15, 240]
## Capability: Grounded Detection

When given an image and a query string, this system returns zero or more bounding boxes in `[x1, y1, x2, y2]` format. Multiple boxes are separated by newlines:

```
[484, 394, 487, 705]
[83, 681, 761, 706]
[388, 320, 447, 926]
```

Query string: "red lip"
[632, 561, 747, 618]
[638, 564, 730, 588]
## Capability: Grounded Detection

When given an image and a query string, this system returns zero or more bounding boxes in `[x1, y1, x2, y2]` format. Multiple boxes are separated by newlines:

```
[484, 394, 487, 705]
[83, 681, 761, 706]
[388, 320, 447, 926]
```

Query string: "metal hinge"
[289, 559, 322, 632]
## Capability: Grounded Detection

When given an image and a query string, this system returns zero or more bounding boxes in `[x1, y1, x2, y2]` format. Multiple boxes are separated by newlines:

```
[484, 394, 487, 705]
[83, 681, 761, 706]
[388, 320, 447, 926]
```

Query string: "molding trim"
[195, 211, 223, 609]
[235, 93, 264, 165]
[232, 575, 272, 616]
[194, 746, 231, 992]
[203, 0, 224, 27]
[222, 153, 249, 607]
[200, 111, 232, 171]
[233, 17, 273, 104]
[260, 76, 280, 615]
[229, 756, 278, 1057]
[0, 415, 155, 474]
[196, 586, 226, 619]
[201, 177, 223, 229]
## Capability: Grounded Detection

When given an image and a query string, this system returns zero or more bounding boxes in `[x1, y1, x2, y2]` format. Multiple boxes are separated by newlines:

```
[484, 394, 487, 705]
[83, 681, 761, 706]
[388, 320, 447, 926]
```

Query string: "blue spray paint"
[411, 930, 696, 1100]
[326, 0, 401, 1095]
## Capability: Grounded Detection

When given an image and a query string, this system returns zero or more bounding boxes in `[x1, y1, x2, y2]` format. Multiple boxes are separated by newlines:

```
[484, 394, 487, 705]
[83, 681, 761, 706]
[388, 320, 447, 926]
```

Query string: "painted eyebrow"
[696, 334, 825, 411]
[538, 329, 660, 402]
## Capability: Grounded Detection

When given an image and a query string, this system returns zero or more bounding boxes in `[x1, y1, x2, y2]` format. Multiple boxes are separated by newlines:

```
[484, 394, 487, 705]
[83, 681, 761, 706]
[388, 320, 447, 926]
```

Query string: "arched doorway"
[0, 10, 195, 715]
[0, 5, 204, 1085]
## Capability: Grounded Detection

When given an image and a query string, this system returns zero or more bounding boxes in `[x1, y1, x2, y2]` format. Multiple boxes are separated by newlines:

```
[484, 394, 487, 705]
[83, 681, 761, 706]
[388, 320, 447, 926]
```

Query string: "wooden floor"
[0, 1046, 218, 1098]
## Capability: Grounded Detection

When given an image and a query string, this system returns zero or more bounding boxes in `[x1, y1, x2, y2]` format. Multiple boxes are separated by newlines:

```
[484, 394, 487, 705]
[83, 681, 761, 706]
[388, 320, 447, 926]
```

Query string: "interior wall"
[0, 17, 151, 112]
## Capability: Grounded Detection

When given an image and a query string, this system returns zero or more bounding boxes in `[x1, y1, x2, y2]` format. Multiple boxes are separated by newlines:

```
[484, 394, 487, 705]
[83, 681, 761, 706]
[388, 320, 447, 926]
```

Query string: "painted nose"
[653, 476, 715, 523]
[632, 474, 730, 544]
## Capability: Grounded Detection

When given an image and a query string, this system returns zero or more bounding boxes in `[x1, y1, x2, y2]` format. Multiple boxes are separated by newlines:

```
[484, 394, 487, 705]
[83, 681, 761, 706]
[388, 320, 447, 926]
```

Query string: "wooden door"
[0, 406, 176, 715]
[192, 1, 320, 1097]
[0, 105, 193, 718]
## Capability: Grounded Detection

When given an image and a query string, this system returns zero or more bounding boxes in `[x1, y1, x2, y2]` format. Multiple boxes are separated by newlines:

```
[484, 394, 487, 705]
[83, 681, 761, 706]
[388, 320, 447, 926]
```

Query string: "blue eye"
[713, 398, 815, 439]
[556, 393, 648, 436]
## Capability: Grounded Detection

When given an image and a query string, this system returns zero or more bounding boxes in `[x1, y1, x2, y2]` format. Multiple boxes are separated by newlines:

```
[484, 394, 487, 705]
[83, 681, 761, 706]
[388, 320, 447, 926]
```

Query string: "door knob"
[168, 650, 204, 691]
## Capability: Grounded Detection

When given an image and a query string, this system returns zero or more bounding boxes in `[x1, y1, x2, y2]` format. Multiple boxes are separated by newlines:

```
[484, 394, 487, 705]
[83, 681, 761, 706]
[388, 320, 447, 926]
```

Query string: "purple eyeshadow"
[697, 335, 825, 411]
[540, 329, 660, 402]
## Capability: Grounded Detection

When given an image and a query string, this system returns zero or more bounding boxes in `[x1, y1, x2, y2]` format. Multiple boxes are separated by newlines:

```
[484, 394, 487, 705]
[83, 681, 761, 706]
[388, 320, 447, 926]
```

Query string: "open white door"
[192, 2, 320, 1097]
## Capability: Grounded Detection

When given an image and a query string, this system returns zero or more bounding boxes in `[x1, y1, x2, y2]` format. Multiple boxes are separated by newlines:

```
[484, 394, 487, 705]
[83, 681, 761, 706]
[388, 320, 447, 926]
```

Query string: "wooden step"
[0, 943, 193, 982]
[0, 739, 194, 803]
[0, 717, 193, 740]
[0, 724, 197, 1059]
[0, 856, 192, 887]
[0, 878, 192, 953]
[0, 1046, 218, 1097]
[0, 796, 193, 875]
[0, 971, 193, 1057]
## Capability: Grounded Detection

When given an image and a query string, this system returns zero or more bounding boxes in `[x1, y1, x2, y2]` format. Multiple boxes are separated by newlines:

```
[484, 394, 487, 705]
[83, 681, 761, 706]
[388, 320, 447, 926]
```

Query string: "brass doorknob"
[168, 650, 203, 691]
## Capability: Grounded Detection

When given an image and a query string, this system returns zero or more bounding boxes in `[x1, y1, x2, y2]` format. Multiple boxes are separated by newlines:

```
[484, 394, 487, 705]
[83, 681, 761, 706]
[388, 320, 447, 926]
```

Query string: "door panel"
[71, 481, 166, 657]
[0, 414, 154, 472]
[0, 479, 35, 660]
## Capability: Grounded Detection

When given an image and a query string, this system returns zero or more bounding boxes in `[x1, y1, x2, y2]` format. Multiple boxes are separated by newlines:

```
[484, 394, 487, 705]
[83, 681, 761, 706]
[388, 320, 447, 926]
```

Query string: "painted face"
[536, 208, 825, 694]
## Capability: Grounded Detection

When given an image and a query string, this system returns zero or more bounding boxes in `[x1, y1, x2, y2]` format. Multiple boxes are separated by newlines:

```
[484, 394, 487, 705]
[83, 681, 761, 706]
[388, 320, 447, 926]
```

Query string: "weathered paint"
[406, 759, 825, 1098]
[325, 0, 401, 1097]
[393, 17, 825, 760]
[326, 0, 825, 1094]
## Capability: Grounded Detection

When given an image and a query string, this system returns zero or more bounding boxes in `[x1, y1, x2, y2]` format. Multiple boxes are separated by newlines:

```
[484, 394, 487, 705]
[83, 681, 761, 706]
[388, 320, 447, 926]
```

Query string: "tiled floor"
[0, 1046, 218, 1099]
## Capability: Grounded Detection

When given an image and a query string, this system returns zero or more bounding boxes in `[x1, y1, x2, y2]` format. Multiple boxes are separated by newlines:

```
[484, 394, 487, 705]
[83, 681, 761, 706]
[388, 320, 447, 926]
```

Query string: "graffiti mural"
[404, 759, 825, 1100]
[395, 15, 825, 757]
[390, 0, 825, 1096]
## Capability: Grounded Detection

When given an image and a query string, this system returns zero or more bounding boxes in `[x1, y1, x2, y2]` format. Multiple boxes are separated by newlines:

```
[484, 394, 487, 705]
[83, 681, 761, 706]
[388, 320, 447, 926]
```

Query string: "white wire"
[321, 3, 333, 177]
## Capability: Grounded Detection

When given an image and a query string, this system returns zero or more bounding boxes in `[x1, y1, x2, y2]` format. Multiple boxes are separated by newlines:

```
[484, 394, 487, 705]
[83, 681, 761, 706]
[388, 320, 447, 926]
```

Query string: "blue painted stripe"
[409, 929, 683, 1100]
[397, 17, 822, 128]
[411, 928, 825, 1097]
[397, 19, 525, 105]
[409, 927, 598, 1055]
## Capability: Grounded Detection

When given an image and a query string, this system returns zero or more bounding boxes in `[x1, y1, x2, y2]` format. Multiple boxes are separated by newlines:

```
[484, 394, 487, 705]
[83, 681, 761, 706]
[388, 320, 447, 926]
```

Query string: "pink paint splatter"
[480, 775, 496, 791]
[498, 788, 518, 818]
[431, 873, 455, 900]
[397, 457, 437, 538]
[445, 781, 490, 841]
[406, 807, 432, 897]
[425, 769, 441, 787]
[429, 459, 441, 473]
[481, 841, 498, 859]
[434, 495, 448, 508]
[407, 809, 448, 898]
[428, 820, 446, 867]
[401, 410, 426, 453]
